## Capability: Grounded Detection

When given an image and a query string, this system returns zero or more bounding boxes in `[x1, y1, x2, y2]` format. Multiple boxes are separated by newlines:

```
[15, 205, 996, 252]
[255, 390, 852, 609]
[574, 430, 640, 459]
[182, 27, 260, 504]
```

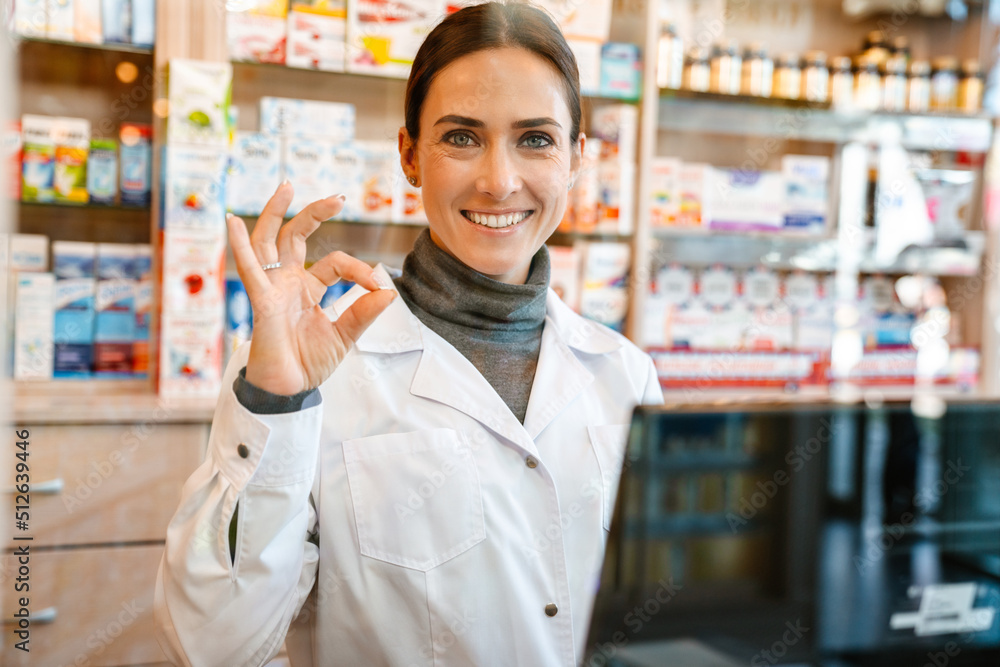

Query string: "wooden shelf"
[17, 36, 154, 55]
[12, 379, 216, 424]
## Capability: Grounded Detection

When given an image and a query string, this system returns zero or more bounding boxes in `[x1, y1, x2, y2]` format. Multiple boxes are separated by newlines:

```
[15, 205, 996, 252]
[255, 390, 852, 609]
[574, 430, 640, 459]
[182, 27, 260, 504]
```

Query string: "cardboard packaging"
[599, 42, 641, 100]
[94, 244, 135, 377]
[46, 0, 75, 41]
[53, 117, 91, 205]
[356, 139, 396, 223]
[282, 136, 333, 217]
[14, 272, 55, 380]
[579, 241, 630, 331]
[259, 97, 355, 140]
[227, 132, 282, 216]
[677, 163, 710, 227]
[119, 122, 152, 206]
[52, 241, 97, 378]
[287, 4, 347, 71]
[101, 0, 131, 43]
[328, 142, 365, 220]
[74, 0, 103, 43]
[346, 0, 444, 79]
[782, 154, 830, 232]
[164, 144, 230, 230]
[228, 12, 288, 64]
[21, 115, 56, 203]
[168, 59, 234, 147]
[15, 0, 47, 38]
[708, 168, 786, 232]
[649, 157, 681, 227]
[132, 244, 152, 377]
[87, 138, 118, 205]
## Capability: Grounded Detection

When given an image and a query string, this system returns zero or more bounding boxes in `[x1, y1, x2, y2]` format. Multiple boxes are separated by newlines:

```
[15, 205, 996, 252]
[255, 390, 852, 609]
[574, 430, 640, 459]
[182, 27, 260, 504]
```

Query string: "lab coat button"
[525, 456, 538, 469]
[544, 603, 558, 617]
[237, 443, 249, 459]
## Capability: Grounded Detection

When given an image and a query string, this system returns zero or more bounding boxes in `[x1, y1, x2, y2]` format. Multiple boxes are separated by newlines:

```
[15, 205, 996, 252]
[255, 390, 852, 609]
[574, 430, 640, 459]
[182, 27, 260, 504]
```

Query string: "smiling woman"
[154, 3, 662, 666]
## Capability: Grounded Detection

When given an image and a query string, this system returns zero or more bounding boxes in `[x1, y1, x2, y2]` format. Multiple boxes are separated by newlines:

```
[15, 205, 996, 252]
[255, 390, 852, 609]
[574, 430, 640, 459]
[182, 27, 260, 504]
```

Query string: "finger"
[227, 213, 270, 297]
[332, 289, 397, 348]
[307, 250, 386, 292]
[277, 194, 346, 264]
[250, 181, 294, 260]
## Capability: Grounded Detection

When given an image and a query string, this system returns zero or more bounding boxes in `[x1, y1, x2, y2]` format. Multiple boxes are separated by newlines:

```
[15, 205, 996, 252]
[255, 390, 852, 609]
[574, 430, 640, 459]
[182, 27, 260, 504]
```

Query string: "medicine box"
[15, 0, 46, 38]
[21, 115, 55, 203]
[782, 154, 830, 231]
[133, 244, 152, 377]
[53, 117, 91, 205]
[101, 0, 131, 43]
[46, 0, 75, 41]
[227, 132, 282, 217]
[329, 142, 365, 220]
[87, 138, 118, 205]
[708, 168, 786, 232]
[10, 233, 49, 272]
[120, 122, 152, 206]
[649, 157, 681, 227]
[14, 272, 55, 380]
[52, 241, 97, 378]
[74, 0, 103, 44]
[94, 244, 135, 377]
[228, 12, 287, 64]
[164, 144, 230, 230]
[346, 0, 443, 79]
[282, 136, 333, 217]
[168, 59, 233, 147]
[260, 97, 355, 141]
[287, 5, 347, 72]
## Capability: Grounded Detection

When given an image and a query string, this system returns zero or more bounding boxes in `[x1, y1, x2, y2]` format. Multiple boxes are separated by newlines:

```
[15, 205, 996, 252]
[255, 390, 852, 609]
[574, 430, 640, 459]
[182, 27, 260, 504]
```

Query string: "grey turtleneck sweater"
[234, 229, 550, 423]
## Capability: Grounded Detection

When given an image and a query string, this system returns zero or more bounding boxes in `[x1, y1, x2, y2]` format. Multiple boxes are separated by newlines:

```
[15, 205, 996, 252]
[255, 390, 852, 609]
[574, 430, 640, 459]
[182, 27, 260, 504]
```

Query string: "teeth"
[465, 211, 529, 228]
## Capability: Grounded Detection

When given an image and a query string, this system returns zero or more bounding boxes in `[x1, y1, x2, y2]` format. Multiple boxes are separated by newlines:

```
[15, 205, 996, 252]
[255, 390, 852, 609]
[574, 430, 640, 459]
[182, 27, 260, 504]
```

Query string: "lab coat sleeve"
[641, 357, 664, 406]
[154, 341, 322, 667]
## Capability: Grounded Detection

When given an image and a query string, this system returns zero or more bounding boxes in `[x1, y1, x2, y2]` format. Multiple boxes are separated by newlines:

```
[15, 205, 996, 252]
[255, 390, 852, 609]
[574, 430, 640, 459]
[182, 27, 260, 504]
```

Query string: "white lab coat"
[154, 263, 663, 667]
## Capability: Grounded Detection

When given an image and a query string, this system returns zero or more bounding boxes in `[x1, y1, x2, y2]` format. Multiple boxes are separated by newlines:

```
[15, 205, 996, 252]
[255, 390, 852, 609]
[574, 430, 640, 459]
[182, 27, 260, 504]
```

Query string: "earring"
[407, 176, 417, 186]
[567, 180, 575, 190]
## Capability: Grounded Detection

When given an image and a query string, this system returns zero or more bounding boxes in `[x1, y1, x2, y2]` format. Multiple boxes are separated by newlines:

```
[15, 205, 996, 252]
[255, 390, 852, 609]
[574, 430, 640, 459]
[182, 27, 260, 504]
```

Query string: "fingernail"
[281, 178, 291, 186]
[335, 193, 346, 201]
[373, 274, 393, 290]
[225, 212, 235, 221]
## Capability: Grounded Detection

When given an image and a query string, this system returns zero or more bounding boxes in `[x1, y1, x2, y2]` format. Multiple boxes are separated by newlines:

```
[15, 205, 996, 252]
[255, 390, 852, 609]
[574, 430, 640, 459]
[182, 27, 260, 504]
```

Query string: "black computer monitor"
[584, 402, 1000, 667]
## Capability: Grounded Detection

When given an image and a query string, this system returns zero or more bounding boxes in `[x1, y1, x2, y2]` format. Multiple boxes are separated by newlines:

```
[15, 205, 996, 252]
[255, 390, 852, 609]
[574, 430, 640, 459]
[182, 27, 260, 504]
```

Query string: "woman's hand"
[226, 182, 396, 396]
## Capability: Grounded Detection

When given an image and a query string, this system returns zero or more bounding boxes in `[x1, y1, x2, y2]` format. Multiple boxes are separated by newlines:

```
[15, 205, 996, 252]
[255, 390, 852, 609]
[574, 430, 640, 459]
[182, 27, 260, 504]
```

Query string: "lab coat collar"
[543, 289, 624, 355]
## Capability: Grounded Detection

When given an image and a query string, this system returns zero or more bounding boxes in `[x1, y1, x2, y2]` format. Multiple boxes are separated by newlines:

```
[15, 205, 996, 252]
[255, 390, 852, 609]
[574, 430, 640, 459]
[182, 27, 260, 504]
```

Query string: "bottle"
[684, 47, 711, 92]
[931, 56, 959, 111]
[830, 56, 855, 109]
[710, 41, 741, 95]
[773, 53, 801, 99]
[862, 30, 889, 67]
[802, 51, 829, 102]
[881, 55, 908, 112]
[741, 43, 773, 97]
[907, 60, 931, 113]
[889, 36, 910, 63]
[656, 23, 684, 90]
[958, 59, 984, 113]
[854, 55, 882, 110]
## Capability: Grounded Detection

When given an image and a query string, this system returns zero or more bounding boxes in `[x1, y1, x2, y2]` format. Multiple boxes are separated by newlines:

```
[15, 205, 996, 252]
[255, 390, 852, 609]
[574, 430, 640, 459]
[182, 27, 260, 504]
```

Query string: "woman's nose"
[475, 145, 521, 200]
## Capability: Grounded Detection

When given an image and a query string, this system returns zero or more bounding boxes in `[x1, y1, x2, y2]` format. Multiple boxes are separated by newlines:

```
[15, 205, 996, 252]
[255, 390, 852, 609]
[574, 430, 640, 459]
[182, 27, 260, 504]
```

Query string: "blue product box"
[131, 0, 155, 47]
[94, 244, 135, 377]
[52, 241, 98, 377]
[599, 43, 641, 100]
[101, 0, 132, 43]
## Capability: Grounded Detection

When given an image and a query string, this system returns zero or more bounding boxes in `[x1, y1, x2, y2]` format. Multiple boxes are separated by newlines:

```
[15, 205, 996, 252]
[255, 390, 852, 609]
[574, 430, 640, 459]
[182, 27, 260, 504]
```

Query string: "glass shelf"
[658, 93, 994, 152]
[17, 36, 153, 55]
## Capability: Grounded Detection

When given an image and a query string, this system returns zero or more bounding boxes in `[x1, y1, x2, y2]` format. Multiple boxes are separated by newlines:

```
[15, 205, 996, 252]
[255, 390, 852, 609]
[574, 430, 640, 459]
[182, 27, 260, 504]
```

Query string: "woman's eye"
[523, 134, 552, 149]
[448, 132, 475, 147]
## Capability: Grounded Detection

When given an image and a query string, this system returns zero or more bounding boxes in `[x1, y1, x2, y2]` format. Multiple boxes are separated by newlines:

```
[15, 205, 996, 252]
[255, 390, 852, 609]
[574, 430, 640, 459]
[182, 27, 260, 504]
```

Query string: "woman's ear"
[398, 126, 420, 186]
[569, 132, 586, 188]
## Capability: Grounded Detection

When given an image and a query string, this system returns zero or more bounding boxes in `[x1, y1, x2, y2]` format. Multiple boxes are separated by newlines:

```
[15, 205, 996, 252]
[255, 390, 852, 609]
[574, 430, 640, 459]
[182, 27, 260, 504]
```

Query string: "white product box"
[287, 8, 347, 72]
[708, 168, 785, 231]
[52, 240, 96, 278]
[228, 12, 288, 64]
[260, 97, 355, 141]
[580, 242, 630, 331]
[567, 38, 601, 96]
[590, 104, 638, 169]
[282, 136, 333, 217]
[227, 132, 282, 216]
[164, 144, 230, 230]
[549, 245, 582, 312]
[677, 163, 710, 227]
[46, 0, 74, 41]
[356, 139, 397, 223]
[596, 160, 634, 235]
[649, 157, 681, 227]
[162, 229, 227, 313]
[10, 234, 49, 272]
[16, 0, 47, 37]
[158, 310, 224, 399]
[346, 0, 445, 79]
[782, 154, 830, 231]
[539, 0, 612, 41]
[644, 264, 695, 348]
[131, 0, 155, 47]
[73, 0, 102, 43]
[14, 272, 55, 380]
[328, 142, 365, 220]
[167, 59, 233, 147]
[101, 0, 130, 42]
[21, 114, 56, 203]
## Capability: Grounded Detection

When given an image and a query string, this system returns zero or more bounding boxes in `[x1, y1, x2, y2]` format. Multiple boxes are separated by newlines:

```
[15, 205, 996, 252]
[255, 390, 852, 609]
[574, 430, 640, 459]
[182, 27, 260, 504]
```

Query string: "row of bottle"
[657, 28, 984, 113]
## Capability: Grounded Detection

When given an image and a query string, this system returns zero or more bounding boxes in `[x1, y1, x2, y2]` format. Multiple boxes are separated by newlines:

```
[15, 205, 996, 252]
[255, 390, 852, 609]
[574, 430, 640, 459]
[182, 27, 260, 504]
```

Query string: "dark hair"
[405, 1, 581, 145]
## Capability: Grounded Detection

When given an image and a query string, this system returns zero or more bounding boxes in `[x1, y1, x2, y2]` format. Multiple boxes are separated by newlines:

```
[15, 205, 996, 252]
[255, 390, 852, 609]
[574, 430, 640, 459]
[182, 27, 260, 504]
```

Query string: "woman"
[154, 2, 661, 665]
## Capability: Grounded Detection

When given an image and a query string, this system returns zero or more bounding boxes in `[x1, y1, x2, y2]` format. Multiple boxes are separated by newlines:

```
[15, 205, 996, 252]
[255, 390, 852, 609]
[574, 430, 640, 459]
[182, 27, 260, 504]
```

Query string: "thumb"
[332, 289, 397, 348]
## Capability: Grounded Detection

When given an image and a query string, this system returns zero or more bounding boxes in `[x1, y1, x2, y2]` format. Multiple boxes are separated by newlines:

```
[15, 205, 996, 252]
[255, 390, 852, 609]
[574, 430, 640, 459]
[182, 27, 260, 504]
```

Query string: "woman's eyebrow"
[432, 115, 563, 130]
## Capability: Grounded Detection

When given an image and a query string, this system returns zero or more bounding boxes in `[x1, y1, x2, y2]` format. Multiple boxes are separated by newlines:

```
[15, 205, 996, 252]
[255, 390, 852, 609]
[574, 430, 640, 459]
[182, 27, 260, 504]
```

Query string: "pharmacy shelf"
[20, 200, 151, 212]
[661, 383, 993, 407]
[17, 36, 154, 55]
[657, 93, 995, 153]
[651, 230, 986, 276]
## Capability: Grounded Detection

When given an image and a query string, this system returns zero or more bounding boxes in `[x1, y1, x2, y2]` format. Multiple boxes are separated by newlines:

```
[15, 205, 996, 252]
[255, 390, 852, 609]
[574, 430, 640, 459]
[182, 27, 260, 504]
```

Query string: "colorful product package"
[591, 105, 638, 234]
[228, 12, 288, 64]
[259, 97, 355, 140]
[579, 241, 630, 331]
[328, 142, 365, 219]
[14, 272, 55, 380]
[120, 122, 152, 206]
[53, 117, 91, 205]
[74, 0, 103, 43]
[131, 0, 156, 47]
[287, 4, 348, 72]
[101, 0, 131, 43]
[282, 136, 333, 217]
[571, 137, 602, 233]
[52, 241, 97, 378]
[4, 121, 22, 200]
[15, 0, 47, 37]
[677, 163, 711, 227]
[161, 229, 226, 313]
[356, 139, 396, 223]
[46, 0, 75, 41]
[168, 59, 234, 147]
[743, 267, 793, 350]
[87, 138, 118, 205]
[708, 168, 786, 232]
[164, 144, 230, 230]
[782, 154, 830, 232]
[158, 310, 224, 398]
[599, 42, 641, 100]
[94, 244, 135, 377]
[346, 0, 444, 79]
[649, 157, 681, 227]
[132, 244, 152, 377]
[227, 132, 282, 216]
[21, 115, 56, 203]
[237, 0, 290, 16]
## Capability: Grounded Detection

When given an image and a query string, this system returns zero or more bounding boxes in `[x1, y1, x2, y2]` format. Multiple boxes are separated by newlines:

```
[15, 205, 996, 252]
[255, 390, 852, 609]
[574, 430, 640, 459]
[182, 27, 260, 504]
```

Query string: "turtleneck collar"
[395, 228, 550, 335]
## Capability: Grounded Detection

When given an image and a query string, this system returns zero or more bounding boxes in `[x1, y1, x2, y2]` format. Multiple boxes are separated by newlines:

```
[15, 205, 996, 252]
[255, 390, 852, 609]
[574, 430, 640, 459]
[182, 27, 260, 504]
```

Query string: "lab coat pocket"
[587, 424, 631, 532]
[342, 428, 486, 572]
